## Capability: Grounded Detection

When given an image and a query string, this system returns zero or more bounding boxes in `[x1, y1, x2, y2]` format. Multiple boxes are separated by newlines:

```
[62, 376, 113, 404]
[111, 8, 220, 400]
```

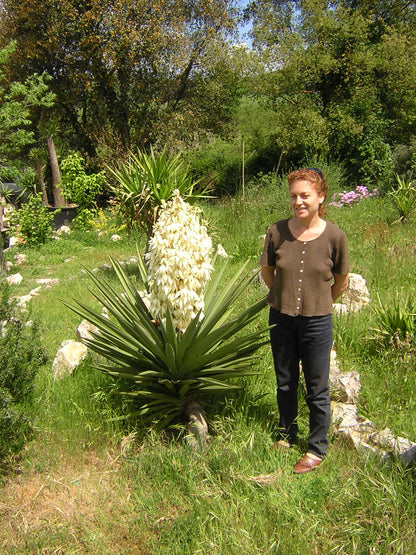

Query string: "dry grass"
[0, 442, 149, 554]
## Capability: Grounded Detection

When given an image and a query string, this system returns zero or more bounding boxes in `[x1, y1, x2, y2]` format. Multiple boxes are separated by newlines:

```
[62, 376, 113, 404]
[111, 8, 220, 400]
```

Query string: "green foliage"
[0, 41, 55, 170]
[187, 136, 243, 196]
[369, 292, 416, 350]
[64, 255, 268, 428]
[387, 174, 416, 223]
[60, 152, 105, 210]
[9, 194, 54, 246]
[108, 147, 211, 236]
[0, 280, 45, 469]
[1, 0, 235, 155]
[248, 1, 416, 182]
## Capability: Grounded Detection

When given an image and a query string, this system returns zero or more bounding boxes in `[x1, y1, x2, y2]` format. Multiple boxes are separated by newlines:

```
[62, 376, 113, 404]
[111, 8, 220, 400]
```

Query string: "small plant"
[387, 175, 416, 223]
[329, 185, 379, 208]
[8, 193, 54, 246]
[369, 292, 415, 350]
[0, 279, 45, 470]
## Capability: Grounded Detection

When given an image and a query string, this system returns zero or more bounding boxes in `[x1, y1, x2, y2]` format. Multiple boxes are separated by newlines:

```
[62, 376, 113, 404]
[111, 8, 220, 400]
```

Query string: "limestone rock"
[337, 273, 370, 313]
[76, 319, 100, 342]
[16, 286, 41, 308]
[8, 236, 20, 247]
[56, 225, 71, 235]
[111, 234, 121, 241]
[6, 272, 23, 285]
[330, 370, 361, 403]
[14, 253, 27, 265]
[52, 340, 88, 379]
[368, 428, 416, 465]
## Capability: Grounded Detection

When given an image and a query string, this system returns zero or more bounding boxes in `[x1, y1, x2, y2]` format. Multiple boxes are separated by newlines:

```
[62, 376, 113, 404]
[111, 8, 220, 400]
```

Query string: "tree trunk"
[185, 400, 208, 450]
[35, 157, 49, 206]
[46, 135, 66, 207]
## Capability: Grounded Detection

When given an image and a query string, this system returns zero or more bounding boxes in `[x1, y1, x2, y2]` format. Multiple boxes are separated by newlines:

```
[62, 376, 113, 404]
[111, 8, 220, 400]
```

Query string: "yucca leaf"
[164, 342, 178, 376]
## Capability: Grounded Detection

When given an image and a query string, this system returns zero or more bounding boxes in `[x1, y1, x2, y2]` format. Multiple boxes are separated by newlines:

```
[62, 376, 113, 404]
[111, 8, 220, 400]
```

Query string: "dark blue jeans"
[269, 308, 333, 458]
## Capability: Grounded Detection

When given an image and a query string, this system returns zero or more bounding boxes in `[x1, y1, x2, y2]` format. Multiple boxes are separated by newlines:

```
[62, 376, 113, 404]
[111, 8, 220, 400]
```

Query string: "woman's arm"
[261, 265, 275, 289]
[332, 273, 349, 301]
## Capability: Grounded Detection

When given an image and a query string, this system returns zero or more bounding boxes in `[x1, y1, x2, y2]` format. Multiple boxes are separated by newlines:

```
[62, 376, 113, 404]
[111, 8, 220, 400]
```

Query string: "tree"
[246, 0, 416, 184]
[0, 0, 238, 157]
[0, 41, 55, 175]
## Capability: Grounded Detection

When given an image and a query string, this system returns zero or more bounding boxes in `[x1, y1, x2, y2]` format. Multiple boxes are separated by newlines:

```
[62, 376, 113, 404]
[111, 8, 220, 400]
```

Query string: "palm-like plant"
[388, 175, 416, 223]
[108, 146, 211, 239]
[64, 255, 268, 442]
[370, 292, 416, 349]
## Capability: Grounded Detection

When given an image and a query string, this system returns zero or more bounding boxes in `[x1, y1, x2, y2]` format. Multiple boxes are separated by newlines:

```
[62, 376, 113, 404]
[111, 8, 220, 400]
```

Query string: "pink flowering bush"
[329, 185, 379, 208]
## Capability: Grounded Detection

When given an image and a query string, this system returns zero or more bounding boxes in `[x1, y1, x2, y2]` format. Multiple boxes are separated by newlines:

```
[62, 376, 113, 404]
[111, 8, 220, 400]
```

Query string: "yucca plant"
[64, 256, 268, 444]
[64, 193, 268, 447]
[388, 175, 416, 223]
[369, 292, 416, 349]
[107, 146, 211, 240]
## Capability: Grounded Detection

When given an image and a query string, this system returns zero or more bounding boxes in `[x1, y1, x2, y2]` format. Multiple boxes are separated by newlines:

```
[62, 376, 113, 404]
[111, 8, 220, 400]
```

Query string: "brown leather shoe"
[293, 453, 323, 474]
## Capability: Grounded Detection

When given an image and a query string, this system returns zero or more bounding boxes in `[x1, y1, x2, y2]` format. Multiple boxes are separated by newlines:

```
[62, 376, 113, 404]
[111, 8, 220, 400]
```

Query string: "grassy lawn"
[1, 183, 415, 553]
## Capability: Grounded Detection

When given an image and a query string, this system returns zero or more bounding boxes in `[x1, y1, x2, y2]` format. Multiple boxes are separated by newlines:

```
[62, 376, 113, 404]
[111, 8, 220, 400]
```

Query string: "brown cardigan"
[259, 219, 349, 316]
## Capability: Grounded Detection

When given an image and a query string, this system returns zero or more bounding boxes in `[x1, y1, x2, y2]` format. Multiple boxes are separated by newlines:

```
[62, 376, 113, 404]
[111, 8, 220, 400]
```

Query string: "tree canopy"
[0, 0, 238, 158]
[1, 0, 416, 190]
[0, 41, 55, 177]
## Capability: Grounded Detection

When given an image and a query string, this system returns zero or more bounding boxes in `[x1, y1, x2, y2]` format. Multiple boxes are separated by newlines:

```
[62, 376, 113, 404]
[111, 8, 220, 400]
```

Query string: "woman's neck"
[288, 216, 326, 240]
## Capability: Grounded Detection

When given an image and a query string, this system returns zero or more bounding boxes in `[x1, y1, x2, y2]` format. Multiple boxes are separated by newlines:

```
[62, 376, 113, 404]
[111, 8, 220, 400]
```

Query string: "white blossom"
[145, 192, 213, 332]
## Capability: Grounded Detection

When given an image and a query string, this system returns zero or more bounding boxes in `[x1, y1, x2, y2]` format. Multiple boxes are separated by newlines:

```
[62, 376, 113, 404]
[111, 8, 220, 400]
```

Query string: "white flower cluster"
[145, 192, 213, 332]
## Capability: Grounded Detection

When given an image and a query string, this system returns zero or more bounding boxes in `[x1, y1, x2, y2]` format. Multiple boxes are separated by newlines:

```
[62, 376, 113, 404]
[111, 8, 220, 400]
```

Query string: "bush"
[0, 280, 45, 470]
[60, 152, 105, 210]
[8, 194, 54, 246]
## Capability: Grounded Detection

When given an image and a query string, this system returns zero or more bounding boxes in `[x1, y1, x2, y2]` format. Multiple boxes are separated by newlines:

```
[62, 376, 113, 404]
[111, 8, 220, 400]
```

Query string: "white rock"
[76, 319, 100, 342]
[52, 340, 88, 379]
[16, 287, 41, 308]
[111, 234, 121, 242]
[6, 272, 23, 285]
[330, 370, 361, 403]
[339, 273, 370, 312]
[56, 225, 71, 235]
[14, 253, 27, 265]
[36, 278, 59, 288]
[216, 243, 229, 258]
[8, 236, 19, 247]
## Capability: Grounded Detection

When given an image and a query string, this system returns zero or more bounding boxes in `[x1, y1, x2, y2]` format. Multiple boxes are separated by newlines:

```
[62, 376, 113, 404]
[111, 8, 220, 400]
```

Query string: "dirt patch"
[0, 447, 148, 553]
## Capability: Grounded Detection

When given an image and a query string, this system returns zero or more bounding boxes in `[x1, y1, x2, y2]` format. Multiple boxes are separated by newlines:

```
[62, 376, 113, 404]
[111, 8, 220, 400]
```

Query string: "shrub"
[60, 152, 105, 210]
[108, 147, 210, 238]
[8, 194, 54, 246]
[0, 280, 45, 470]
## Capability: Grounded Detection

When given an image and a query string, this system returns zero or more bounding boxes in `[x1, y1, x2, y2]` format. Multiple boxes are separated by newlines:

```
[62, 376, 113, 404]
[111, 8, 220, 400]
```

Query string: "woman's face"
[289, 179, 324, 221]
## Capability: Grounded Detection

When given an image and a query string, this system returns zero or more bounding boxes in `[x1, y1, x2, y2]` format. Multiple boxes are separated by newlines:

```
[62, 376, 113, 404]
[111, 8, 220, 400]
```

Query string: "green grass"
[1, 181, 415, 553]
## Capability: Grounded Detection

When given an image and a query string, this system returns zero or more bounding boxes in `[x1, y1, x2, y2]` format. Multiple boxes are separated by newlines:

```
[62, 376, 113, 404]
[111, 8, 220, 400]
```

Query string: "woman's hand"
[261, 266, 275, 289]
[332, 273, 349, 301]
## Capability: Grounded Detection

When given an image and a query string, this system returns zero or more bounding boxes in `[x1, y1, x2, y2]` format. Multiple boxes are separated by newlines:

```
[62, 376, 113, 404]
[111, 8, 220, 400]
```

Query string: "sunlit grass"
[1, 186, 415, 553]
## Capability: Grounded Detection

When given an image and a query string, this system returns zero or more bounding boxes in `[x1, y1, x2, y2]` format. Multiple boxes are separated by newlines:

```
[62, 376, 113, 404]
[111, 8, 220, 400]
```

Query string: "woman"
[259, 168, 349, 474]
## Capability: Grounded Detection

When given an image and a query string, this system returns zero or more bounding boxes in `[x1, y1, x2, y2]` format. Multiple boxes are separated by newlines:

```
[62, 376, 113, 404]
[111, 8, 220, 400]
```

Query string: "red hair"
[287, 168, 328, 217]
